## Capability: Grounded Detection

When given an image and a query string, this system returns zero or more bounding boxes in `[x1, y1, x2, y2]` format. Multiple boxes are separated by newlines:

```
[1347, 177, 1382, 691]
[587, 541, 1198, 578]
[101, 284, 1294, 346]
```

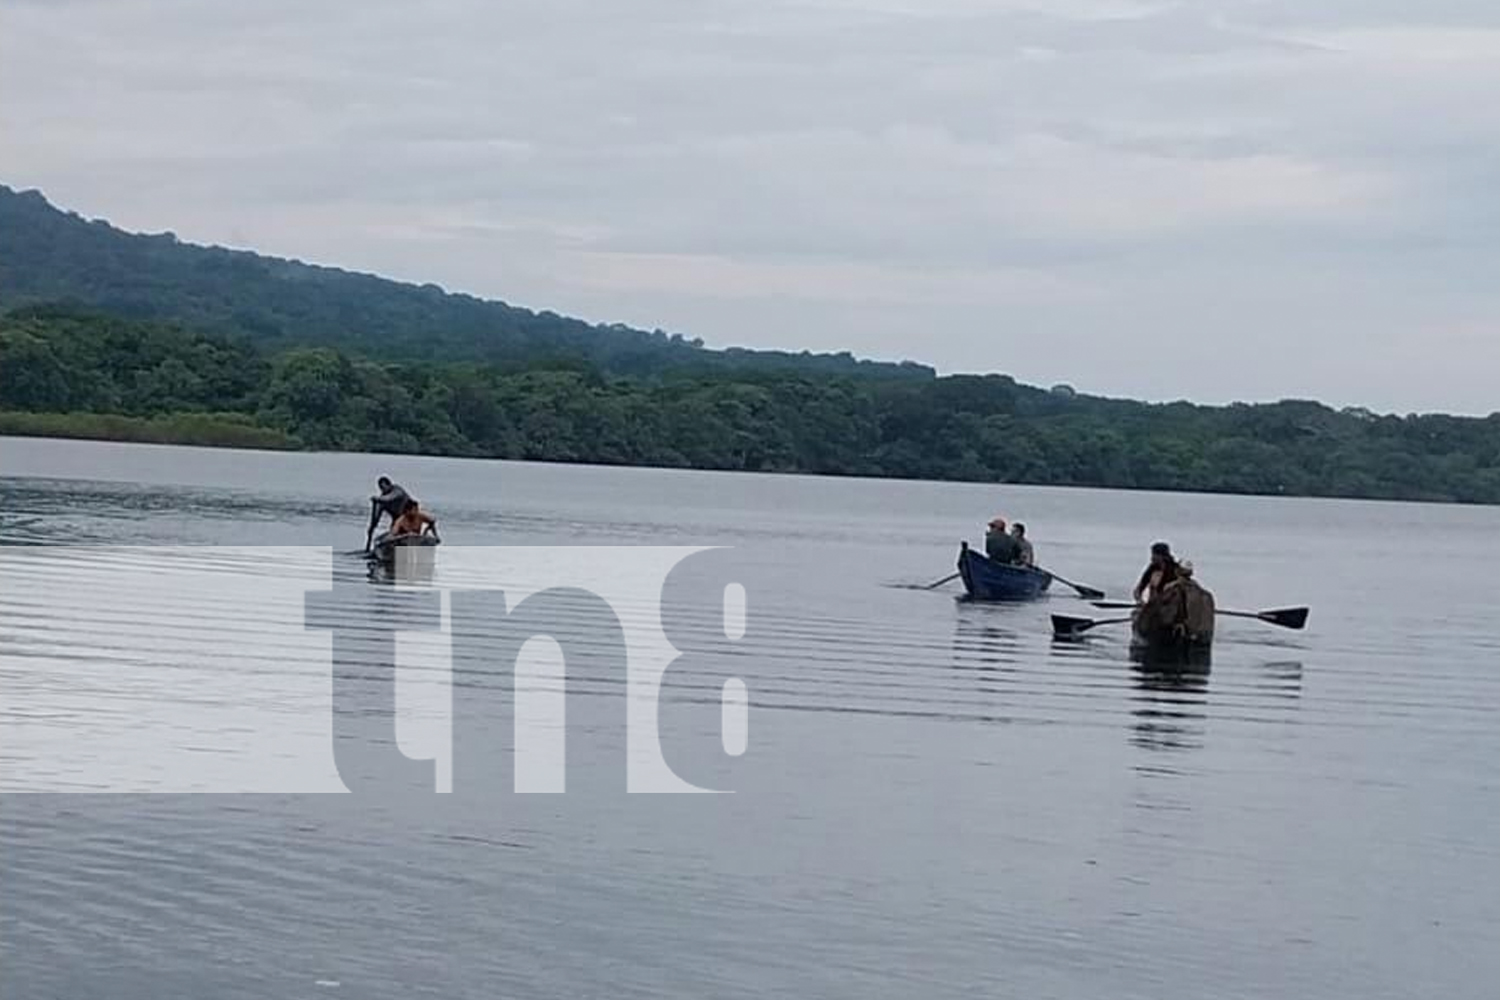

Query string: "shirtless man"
[387, 498, 440, 543]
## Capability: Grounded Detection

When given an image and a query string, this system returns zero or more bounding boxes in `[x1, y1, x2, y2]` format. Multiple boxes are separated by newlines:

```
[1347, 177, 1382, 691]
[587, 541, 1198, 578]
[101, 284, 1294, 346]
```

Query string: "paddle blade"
[1260, 606, 1310, 630]
[1052, 614, 1096, 637]
[1038, 568, 1105, 601]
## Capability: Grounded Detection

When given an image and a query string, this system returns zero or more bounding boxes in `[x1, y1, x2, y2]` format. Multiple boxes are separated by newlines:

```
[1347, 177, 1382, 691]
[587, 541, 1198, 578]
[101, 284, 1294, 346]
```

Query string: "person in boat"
[1137, 560, 1215, 645]
[366, 476, 411, 551]
[386, 498, 440, 544]
[1133, 541, 1180, 603]
[984, 516, 1022, 563]
[1010, 522, 1035, 567]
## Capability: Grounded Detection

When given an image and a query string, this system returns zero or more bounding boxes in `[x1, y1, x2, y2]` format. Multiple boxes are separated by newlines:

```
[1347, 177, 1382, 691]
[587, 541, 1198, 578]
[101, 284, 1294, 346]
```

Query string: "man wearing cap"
[985, 516, 1022, 563]
[1133, 541, 1181, 603]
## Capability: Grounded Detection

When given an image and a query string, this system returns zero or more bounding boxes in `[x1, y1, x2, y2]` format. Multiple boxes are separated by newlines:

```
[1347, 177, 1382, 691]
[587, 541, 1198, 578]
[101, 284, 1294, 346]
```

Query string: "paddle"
[1040, 569, 1105, 601]
[1091, 601, 1309, 631]
[1218, 606, 1310, 630]
[922, 571, 962, 590]
[364, 497, 381, 552]
[926, 563, 1101, 597]
[1051, 613, 1133, 637]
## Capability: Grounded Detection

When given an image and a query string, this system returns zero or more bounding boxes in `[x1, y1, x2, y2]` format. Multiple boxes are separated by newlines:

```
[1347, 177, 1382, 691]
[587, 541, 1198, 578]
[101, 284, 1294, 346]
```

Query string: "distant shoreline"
[5, 417, 1496, 508]
[0, 410, 296, 451]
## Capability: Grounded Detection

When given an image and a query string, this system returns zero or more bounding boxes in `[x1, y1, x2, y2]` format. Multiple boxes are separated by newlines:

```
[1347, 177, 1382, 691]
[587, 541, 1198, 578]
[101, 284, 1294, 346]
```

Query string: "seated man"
[388, 498, 440, 542]
[984, 516, 1021, 563]
[1010, 522, 1035, 567]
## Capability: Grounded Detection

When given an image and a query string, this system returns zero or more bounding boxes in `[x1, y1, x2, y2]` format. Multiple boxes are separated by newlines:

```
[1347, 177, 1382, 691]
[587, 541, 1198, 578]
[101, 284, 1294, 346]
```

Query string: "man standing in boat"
[366, 476, 410, 552]
[1133, 541, 1180, 603]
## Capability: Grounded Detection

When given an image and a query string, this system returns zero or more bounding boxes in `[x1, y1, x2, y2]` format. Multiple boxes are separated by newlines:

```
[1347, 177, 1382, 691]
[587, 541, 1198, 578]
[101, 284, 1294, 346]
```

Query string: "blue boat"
[956, 541, 1053, 601]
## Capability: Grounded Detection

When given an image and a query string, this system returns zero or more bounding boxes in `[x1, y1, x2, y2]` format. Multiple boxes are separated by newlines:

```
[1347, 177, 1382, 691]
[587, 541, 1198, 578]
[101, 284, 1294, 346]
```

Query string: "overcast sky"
[3, 0, 1497, 414]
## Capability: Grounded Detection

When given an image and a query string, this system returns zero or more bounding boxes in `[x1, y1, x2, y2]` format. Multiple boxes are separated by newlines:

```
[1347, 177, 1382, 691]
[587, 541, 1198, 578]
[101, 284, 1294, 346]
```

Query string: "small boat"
[368, 532, 441, 569]
[956, 541, 1053, 601]
[1129, 579, 1215, 666]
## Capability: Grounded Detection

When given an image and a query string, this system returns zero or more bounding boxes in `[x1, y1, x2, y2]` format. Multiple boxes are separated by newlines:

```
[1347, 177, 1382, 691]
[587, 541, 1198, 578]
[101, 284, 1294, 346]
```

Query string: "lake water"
[2, 436, 1498, 999]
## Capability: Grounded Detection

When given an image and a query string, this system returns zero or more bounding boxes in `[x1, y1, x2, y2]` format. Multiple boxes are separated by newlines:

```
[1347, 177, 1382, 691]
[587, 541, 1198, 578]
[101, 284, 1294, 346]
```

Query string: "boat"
[368, 532, 441, 569]
[956, 541, 1053, 601]
[1129, 578, 1215, 666]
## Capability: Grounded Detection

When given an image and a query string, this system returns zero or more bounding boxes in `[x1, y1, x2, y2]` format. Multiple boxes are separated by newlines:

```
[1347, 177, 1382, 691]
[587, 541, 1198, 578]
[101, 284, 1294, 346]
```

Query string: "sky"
[2, 0, 1498, 415]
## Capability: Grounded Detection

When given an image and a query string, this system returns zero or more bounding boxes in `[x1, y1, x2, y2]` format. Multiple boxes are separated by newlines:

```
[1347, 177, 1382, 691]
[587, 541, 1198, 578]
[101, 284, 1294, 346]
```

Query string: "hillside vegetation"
[4, 306, 1497, 502]
[0, 184, 931, 380]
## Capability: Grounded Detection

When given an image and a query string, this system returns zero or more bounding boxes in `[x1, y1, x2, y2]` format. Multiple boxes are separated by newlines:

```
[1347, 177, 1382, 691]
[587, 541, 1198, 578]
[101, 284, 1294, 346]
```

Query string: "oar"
[364, 497, 381, 552]
[922, 571, 961, 589]
[1218, 606, 1310, 630]
[1092, 600, 1140, 610]
[1040, 568, 1106, 600]
[1093, 601, 1309, 630]
[1052, 613, 1133, 637]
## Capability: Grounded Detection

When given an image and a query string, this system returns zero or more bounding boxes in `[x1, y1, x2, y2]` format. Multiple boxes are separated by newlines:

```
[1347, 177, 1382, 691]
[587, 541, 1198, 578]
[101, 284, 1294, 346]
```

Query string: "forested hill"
[0, 184, 933, 380]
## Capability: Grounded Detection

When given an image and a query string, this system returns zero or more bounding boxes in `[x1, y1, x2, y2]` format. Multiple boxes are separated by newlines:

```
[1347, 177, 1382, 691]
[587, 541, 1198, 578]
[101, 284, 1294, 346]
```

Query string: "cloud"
[1, 0, 1497, 412]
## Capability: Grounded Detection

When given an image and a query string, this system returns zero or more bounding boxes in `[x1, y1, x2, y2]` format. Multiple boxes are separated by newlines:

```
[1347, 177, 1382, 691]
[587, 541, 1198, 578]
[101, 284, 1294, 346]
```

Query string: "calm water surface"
[2, 437, 1498, 999]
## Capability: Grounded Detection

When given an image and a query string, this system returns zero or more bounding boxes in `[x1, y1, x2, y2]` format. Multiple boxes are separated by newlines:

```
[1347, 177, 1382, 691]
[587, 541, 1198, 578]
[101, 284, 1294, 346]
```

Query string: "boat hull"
[957, 543, 1053, 601]
[1130, 621, 1213, 668]
[369, 532, 440, 567]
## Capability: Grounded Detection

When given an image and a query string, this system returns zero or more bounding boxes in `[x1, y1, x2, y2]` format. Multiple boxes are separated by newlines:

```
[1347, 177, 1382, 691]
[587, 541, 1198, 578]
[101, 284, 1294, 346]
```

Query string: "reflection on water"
[1256, 659, 1305, 699]
[1129, 661, 1211, 754]
[1127, 659, 1305, 757]
[950, 610, 1025, 674]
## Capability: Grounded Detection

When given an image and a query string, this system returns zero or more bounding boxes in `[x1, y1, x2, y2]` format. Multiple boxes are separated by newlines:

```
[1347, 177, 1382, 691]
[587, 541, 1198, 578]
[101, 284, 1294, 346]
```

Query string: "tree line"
[3, 306, 1497, 503]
